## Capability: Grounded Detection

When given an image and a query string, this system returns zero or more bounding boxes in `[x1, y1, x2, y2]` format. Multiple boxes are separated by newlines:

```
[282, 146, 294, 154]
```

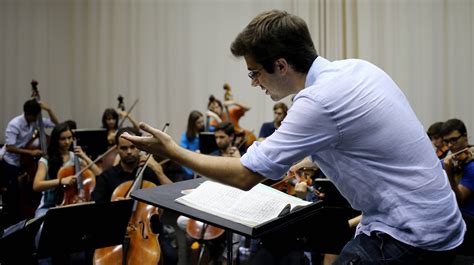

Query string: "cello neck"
[72, 139, 84, 190]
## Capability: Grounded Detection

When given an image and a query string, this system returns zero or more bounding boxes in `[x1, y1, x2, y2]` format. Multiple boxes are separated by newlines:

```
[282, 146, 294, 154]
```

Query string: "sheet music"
[175, 180, 311, 227]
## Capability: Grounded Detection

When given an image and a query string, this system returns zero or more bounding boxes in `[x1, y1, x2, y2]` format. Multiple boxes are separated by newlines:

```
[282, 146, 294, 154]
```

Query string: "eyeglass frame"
[248, 67, 263, 80]
[443, 134, 465, 145]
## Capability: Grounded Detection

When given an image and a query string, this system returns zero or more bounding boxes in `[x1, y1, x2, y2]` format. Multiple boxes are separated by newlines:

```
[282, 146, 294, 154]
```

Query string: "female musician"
[101, 108, 140, 147]
[179, 111, 205, 180]
[32, 122, 102, 217]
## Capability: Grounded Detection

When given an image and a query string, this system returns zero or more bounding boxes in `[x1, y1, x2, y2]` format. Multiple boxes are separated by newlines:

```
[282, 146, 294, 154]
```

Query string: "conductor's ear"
[274, 58, 288, 72]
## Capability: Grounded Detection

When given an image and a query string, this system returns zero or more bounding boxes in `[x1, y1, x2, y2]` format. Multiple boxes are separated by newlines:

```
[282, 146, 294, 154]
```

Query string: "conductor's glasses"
[248, 67, 263, 79]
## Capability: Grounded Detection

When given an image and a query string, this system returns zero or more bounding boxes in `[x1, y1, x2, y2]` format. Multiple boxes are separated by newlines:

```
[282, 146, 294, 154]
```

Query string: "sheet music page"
[175, 180, 311, 227]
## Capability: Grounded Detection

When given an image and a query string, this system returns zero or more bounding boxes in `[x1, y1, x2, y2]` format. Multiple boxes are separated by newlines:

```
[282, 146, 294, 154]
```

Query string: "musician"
[211, 122, 241, 158]
[441, 119, 473, 217]
[91, 127, 177, 265]
[123, 10, 464, 264]
[101, 108, 140, 147]
[206, 92, 250, 133]
[32, 122, 102, 217]
[427, 121, 450, 159]
[258, 102, 288, 140]
[0, 99, 59, 226]
[179, 110, 205, 180]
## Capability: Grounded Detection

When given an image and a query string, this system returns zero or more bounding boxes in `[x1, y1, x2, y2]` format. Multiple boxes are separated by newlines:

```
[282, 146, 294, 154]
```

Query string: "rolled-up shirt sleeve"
[5, 122, 20, 146]
[240, 93, 340, 180]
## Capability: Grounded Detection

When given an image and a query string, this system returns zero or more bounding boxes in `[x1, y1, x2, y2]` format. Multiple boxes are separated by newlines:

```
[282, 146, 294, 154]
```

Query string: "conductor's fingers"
[139, 122, 164, 138]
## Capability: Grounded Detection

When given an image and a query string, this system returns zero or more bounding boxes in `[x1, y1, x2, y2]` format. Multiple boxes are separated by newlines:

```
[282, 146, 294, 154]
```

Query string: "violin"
[57, 139, 96, 205]
[436, 145, 450, 159]
[94, 124, 170, 265]
[450, 146, 474, 175]
[271, 167, 318, 196]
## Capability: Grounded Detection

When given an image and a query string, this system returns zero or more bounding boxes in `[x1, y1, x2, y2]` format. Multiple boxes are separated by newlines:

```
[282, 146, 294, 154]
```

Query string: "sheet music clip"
[36, 200, 133, 260]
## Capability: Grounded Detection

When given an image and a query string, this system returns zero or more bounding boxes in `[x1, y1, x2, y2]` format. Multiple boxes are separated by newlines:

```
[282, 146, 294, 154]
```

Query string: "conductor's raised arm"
[121, 122, 264, 190]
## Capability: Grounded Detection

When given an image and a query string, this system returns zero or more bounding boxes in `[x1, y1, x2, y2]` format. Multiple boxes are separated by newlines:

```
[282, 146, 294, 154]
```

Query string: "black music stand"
[0, 215, 45, 265]
[73, 128, 108, 160]
[131, 178, 348, 264]
[199, 132, 218, 154]
[36, 200, 133, 262]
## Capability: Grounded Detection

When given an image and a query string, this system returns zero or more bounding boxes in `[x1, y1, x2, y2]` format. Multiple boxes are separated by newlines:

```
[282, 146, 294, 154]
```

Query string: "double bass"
[222, 84, 256, 151]
[18, 80, 49, 218]
[20, 80, 49, 178]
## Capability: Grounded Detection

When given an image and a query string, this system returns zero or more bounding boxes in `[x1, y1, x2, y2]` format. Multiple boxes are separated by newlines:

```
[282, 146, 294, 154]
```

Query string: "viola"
[58, 139, 96, 205]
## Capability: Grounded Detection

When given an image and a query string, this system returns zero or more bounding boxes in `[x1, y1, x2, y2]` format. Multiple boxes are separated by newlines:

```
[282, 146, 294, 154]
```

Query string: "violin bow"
[118, 98, 139, 129]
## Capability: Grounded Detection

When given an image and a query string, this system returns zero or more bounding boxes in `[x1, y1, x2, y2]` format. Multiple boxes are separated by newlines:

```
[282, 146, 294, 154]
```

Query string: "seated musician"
[179, 110, 205, 180]
[427, 121, 450, 159]
[0, 98, 59, 226]
[101, 108, 140, 147]
[440, 119, 474, 258]
[32, 122, 102, 217]
[31, 122, 102, 265]
[258, 102, 288, 141]
[210, 122, 241, 158]
[176, 122, 240, 264]
[91, 127, 177, 265]
[123, 10, 464, 264]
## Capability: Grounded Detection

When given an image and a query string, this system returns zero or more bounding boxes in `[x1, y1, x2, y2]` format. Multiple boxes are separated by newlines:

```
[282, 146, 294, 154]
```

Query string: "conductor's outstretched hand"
[121, 122, 177, 158]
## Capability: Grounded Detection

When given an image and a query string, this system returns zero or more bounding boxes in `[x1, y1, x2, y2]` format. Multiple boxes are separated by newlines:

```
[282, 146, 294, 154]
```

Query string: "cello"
[93, 124, 170, 265]
[57, 139, 96, 205]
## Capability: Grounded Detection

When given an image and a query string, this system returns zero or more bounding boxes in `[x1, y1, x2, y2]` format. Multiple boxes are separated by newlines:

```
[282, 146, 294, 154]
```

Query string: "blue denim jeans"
[334, 231, 455, 265]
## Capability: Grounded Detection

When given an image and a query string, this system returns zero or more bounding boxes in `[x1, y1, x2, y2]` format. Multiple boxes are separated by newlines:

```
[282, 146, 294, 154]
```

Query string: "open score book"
[175, 180, 311, 227]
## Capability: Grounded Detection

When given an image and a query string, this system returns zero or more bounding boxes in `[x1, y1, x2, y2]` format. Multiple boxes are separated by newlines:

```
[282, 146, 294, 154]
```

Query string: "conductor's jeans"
[334, 231, 455, 265]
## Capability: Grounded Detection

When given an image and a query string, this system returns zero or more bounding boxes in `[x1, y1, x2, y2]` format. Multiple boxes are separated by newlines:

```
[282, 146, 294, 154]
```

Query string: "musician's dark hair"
[215, 122, 235, 137]
[47, 122, 72, 180]
[101, 108, 119, 130]
[115, 127, 142, 145]
[64, 119, 77, 130]
[427, 122, 444, 139]
[440, 119, 467, 137]
[208, 95, 223, 110]
[23, 99, 41, 116]
[186, 110, 204, 141]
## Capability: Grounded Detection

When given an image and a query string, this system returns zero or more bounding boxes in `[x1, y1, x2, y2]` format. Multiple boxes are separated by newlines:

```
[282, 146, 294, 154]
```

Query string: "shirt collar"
[304, 56, 331, 88]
